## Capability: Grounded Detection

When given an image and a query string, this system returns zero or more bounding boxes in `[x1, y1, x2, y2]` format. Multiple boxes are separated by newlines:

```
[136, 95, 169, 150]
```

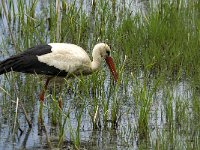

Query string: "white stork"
[0, 43, 118, 103]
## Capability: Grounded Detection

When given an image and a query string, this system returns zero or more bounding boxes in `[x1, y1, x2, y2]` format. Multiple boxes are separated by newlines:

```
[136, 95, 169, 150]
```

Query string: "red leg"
[58, 96, 62, 109]
[58, 85, 64, 109]
[39, 77, 51, 102]
[38, 77, 52, 130]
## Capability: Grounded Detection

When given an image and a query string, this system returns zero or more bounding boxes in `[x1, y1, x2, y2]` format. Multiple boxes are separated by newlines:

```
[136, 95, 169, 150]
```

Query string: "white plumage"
[0, 42, 118, 102]
[37, 43, 91, 73]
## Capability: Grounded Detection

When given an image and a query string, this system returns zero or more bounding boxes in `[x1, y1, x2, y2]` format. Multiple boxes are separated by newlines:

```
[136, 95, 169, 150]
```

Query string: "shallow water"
[0, 73, 193, 149]
[0, 0, 199, 149]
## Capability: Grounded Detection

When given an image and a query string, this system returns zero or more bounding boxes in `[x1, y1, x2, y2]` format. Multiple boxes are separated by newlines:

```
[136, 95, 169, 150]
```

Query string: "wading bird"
[0, 43, 118, 104]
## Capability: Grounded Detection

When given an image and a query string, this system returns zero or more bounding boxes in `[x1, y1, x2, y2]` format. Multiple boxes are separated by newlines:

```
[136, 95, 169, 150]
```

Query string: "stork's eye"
[106, 50, 110, 56]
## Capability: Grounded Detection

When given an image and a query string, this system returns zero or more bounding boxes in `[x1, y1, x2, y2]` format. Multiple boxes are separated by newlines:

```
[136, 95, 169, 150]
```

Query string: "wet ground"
[0, 0, 199, 149]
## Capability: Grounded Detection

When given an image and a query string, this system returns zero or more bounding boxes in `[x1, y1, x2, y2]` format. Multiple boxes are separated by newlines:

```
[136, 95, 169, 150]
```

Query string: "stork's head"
[93, 43, 111, 59]
[93, 43, 118, 82]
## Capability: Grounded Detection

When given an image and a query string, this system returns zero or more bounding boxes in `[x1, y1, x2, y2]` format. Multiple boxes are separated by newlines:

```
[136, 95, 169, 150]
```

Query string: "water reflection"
[0, 0, 197, 149]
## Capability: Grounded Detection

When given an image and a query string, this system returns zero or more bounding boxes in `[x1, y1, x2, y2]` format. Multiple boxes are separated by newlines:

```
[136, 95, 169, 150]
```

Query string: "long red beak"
[105, 56, 118, 82]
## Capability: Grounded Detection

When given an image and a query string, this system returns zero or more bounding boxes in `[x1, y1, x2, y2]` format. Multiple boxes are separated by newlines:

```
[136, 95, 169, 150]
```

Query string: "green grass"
[0, 0, 200, 149]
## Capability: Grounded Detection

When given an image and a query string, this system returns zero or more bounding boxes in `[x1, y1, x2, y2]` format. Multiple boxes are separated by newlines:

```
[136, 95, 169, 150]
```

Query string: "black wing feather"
[0, 45, 68, 77]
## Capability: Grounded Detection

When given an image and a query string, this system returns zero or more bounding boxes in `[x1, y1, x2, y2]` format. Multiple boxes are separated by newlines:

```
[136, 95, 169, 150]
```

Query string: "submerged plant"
[0, 0, 200, 149]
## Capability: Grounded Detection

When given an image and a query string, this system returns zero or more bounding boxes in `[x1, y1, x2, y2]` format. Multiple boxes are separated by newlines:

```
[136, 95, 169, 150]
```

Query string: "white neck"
[91, 59, 101, 71]
[91, 46, 102, 71]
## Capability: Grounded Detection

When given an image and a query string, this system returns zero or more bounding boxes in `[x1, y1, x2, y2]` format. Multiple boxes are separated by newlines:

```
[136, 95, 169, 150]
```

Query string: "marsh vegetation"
[0, 0, 199, 149]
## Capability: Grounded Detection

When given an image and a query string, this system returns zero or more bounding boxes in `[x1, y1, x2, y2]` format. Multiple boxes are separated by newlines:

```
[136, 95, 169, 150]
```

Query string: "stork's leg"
[58, 84, 64, 109]
[38, 77, 51, 127]
[58, 96, 62, 109]
[39, 77, 51, 102]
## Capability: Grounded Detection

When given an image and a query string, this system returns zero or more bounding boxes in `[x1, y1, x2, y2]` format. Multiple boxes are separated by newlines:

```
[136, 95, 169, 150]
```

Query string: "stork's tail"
[0, 56, 23, 75]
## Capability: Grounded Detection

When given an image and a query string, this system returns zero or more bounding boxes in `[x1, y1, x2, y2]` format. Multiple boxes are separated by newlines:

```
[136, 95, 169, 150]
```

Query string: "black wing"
[0, 45, 68, 77]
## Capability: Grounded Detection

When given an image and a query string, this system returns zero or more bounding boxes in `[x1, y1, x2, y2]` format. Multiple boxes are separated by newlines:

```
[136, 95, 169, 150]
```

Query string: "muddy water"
[0, 1, 197, 150]
[0, 77, 192, 150]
